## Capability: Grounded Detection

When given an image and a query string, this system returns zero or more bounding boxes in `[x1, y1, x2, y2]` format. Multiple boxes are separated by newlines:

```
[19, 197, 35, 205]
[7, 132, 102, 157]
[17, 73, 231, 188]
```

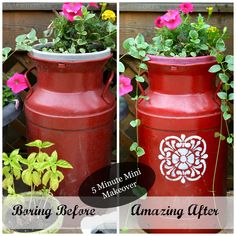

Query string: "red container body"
[138, 56, 227, 233]
[24, 54, 115, 196]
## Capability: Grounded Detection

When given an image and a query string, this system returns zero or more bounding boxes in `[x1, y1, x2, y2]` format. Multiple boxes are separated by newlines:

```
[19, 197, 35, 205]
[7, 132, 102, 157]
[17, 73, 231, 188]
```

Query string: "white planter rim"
[30, 43, 111, 62]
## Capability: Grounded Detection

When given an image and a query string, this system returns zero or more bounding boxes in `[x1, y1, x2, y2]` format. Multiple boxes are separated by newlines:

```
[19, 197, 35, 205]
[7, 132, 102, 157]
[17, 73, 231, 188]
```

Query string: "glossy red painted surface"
[24, 54, 115, 196]
[138, 56, 227, 233]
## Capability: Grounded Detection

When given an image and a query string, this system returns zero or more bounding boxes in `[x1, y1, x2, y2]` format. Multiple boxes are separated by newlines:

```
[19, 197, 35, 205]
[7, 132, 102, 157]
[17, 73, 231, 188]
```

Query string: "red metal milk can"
[138, 56, 227, 232]
[24, 47, 115, 196]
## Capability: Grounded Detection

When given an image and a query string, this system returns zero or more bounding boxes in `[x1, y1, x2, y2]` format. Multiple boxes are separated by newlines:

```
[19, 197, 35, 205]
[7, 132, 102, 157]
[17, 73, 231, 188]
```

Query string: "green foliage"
[209, 55, 234, 146]
[149, 13, 227, 57]
[2, 140, 73, 195]
[3, 86, 15, 107]
[44, 6, 116, 53]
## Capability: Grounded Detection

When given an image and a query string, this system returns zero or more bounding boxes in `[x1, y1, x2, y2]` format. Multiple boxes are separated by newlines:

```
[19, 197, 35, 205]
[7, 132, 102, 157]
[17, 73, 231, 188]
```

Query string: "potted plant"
[2, 49, 29, 145]
[3, 2, 117, 196]
[120, 3, 233, 233]
[2, 139, 73, 233]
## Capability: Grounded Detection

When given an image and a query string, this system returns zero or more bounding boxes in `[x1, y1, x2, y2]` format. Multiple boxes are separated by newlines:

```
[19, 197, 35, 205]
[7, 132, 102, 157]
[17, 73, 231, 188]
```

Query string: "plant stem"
[211, 114, 223, 228]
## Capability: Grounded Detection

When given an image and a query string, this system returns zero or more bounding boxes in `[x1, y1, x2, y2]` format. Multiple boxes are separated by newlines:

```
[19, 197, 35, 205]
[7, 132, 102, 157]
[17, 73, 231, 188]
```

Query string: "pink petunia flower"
[6, 73, 28, 94]
[161, 9, 182, 30]
[154, 16, 164, 28]
[61, 2, 83, 22]
[179, 2, 194, 14]
[89, 2, 99, 8]
[119, 75, 133, 96]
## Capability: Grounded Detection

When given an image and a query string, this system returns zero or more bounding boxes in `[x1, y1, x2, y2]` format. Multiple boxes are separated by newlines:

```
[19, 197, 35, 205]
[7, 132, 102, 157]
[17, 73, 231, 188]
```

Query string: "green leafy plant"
[209, 55, 234, 145]
[2, 140, 73, 196]
[12, 3, 116, 54]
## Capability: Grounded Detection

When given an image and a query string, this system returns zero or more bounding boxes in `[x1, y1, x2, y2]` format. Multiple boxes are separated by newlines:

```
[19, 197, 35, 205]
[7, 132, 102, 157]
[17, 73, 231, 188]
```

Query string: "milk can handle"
[215, 81, 222, 106]
[102, 71, 115, 104]
[24, 66, 36, 97]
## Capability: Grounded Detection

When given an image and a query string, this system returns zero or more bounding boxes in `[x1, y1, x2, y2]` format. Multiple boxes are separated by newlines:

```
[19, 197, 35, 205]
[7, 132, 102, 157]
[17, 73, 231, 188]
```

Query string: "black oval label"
[79, 162, 155, 208]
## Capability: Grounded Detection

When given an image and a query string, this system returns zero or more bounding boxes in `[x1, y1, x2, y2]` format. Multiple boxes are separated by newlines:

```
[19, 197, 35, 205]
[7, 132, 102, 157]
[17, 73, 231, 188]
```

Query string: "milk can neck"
[147, 56, 217, 94]
[34, 59, 108, 92]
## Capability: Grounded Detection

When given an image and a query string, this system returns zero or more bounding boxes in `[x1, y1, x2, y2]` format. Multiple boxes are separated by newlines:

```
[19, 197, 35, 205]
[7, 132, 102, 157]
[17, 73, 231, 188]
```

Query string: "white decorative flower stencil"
[158, 134, 208, 184]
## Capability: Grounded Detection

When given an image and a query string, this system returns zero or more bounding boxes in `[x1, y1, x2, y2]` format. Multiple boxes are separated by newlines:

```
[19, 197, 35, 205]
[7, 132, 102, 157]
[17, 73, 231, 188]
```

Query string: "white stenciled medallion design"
[158, 134, 208, 184]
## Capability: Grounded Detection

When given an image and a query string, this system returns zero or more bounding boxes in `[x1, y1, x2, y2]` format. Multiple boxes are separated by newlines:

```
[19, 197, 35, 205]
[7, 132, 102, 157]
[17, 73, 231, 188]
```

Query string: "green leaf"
[10, 149, 20, 158]
[216, 54, 224, 63]
[139, 95, 149, 100]
[119, 62, 125, 73]
[39, 162, 52, 170]
[131, 95, 138, 101]
[228, 93, 234, 100]
[22, 169, 32, 186]
[219, 134, 226, 140]
[230, 81, 234, 88]
[123, 38, 135, 50]
[106, 21, 116, 33]
[27, 28, 37, 40]
[129, 47, 140, 59]
[130, 142, 138, 151]
[42, 141, 54, 149]
[138, 50, 146, 57]
[209, 64, 221, 73]
[32, 171, 41, 186]
[189, 30, 198, 39]
[165, 39, 173, 47]
[3, 166, 11, 176]
[11, 160, 22, 170]
[190, 52, 196, 57]
[3, 153, 9, 163]
[50, 174, 59, 191]
[135, 75, 145, 82]
[139, 63, 148, 70]
[26, 140, 43, 148]
[56, 170, 64, 182]
[51, 151, 58, 162]
[219, 73, 229, 83]
[39, 38, 48, 44]
[136, 147, 145, 157]
[223, 111, 231, 120]
[130, 119, 141, 128]
[56, 160, 73, 169]
[27, 152, 37, 165]
[42, 170, 52, 186]
[227, 63, 233, 71]
[13, 168, 21, 180]
[200, 44, 208, 50]
[227, 136, 233, 144]
[225, 55, 233, 65]
[7, 185, 15, 195]
[220, 103, 228, 113]
[135, 34, 145, 45]
[85, 13, 95, 21]
[217, 92, 227, 100]
[15, 34, 27, 43]
[2, 47, 12, 61]
[214, 132, 220, 138]
[216, 38, 226, 52]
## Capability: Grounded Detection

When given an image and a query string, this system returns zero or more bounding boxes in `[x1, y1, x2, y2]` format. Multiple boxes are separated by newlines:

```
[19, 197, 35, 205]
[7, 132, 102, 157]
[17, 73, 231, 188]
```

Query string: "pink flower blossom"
[161, 9, 182, 30]
[61, 2, 83, 22]
[119, 75, 133, 96]
[6, 73, 28, 94]
[154, 16, 164, 28]
[89, 2, 99, 8]
[179, 2, 194, 14]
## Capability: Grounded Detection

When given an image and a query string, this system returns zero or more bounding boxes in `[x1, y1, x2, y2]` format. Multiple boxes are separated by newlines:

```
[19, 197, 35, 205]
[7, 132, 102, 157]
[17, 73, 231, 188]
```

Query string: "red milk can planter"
[24, 45, 115, 196]
[138, 56, 227, 233]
